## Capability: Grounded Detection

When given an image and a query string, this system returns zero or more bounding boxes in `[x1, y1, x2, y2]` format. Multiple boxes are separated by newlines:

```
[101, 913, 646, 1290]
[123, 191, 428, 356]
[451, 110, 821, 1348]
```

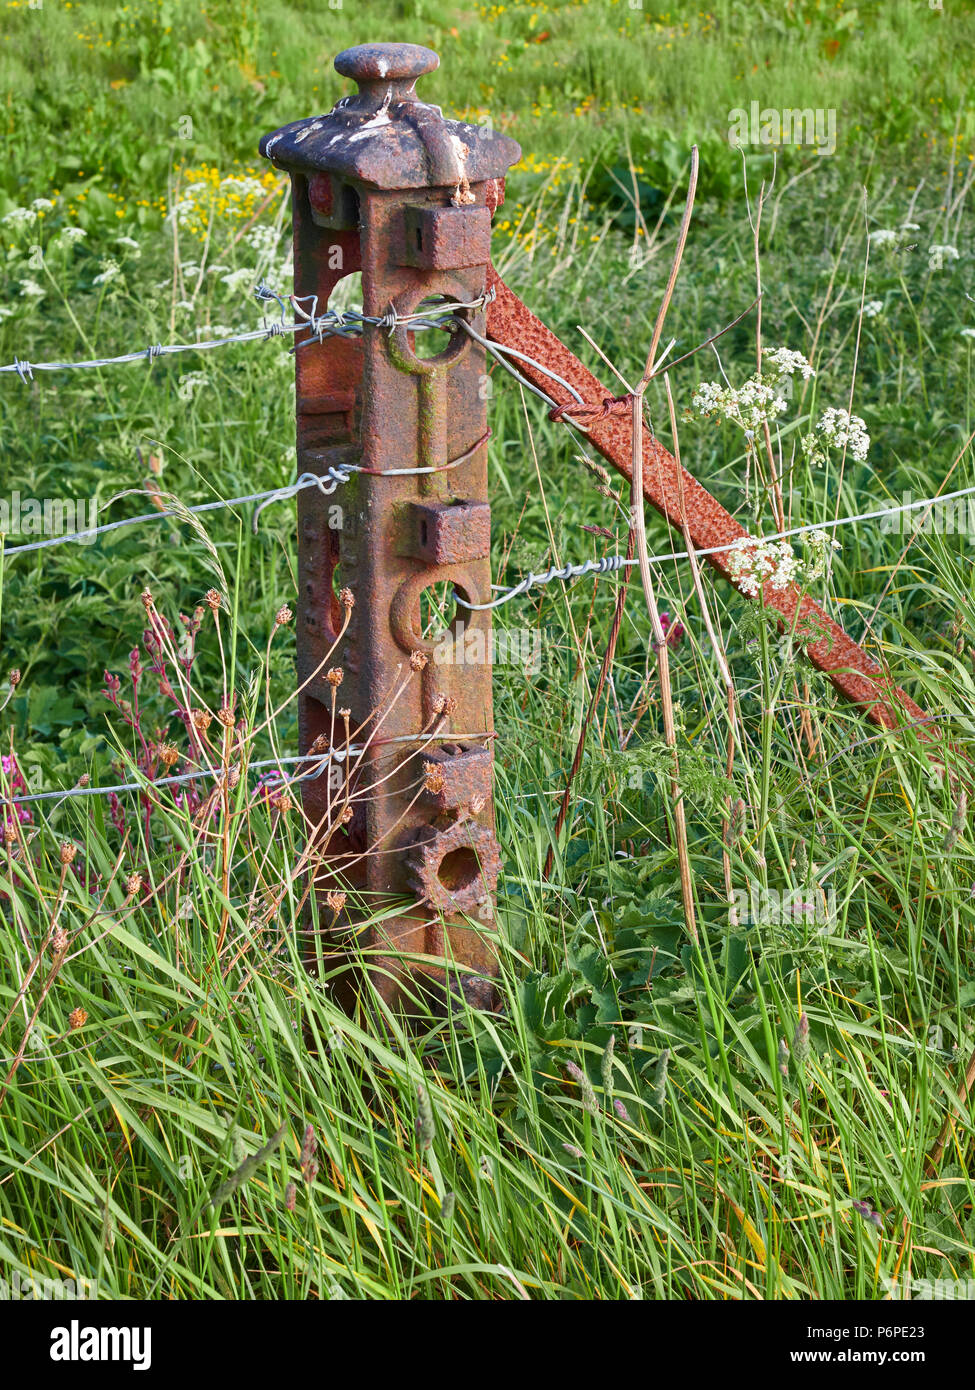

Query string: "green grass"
[1, 0, 975, 1300]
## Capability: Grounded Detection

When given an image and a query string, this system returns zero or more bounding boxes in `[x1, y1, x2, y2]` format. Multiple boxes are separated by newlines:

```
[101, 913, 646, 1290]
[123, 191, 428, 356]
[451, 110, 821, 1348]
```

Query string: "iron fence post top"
[259, 41, 520, 191]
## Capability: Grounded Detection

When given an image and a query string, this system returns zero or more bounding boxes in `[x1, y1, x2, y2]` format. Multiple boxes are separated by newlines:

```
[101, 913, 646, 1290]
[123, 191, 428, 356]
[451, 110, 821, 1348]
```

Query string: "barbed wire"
[0, 282, 493, 380]
[455, 482, 975, 610]
[6, 732, 494, 807]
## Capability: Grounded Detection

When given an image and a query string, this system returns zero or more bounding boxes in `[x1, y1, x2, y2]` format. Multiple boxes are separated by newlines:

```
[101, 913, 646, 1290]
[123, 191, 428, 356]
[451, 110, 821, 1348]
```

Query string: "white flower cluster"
[802, 407, 870, 465]
[802, 528, 841, 579]
[692, 377, 788, 432]
[727, 537, 800, 598]
[762, 346, 815, 380]
[693, 346, 813, 436]
[961, 328, 975, 341]
[92, 258, 121, 287]
[868, 223, 918, 253]
[862, 300, 884, 318]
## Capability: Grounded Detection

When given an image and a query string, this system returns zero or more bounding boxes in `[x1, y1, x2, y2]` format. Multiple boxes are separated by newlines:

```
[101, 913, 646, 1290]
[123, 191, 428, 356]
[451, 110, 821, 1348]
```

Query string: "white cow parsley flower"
[727, 538, 800, 598]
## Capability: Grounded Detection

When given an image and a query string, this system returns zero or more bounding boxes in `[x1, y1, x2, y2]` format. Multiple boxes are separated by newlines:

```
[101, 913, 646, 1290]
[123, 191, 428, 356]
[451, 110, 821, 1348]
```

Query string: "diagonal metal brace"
[485, 264, 928, 735]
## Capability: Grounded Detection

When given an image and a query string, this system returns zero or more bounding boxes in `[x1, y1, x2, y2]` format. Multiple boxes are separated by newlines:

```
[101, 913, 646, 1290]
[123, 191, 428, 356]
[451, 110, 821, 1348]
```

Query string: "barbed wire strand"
[456, 481, 975, 610]
[7, 732, 495, 807]
[0, 282, 495, 379]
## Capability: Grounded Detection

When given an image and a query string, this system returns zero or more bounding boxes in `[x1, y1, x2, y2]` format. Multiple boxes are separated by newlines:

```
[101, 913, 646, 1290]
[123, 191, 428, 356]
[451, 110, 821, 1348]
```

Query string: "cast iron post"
[260, 43, 520, 1011]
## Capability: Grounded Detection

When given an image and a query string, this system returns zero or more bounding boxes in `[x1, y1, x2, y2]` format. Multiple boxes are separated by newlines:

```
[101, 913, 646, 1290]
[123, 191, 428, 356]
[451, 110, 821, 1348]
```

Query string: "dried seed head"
[3, 824, 16, 845]
[339, 804, 354, 825]
[126, 872, 142, 897]
[432, 693, 457, 717]
[326, 890, 347, 915]
[216, 706, 234, 728]
[469, 793, 486, 816]
[205, 589, 222, 612]
[225, 763, 241, 789]
[309, 734, 330, 755]
[792, 1012, 810, 1067]
[271, 791, 293, 814]
[423, 762, 447, 795]
[141, 587, 154, 610]
[68, 1006, 88, 1031]
[51, 928, 69, 955]
[59, 840, 77, 866]
[191, 708, 212, 733]
[8, 669, 20, 688]
[158, 742, 180, 769]
[338, 708, 351, 721]
[409, 651, 428, 672]
[326, 668, 344, 688]
[339, 587, 355, 610]
[274, 605, 293, 628]
[415, 1084, 435, 1150]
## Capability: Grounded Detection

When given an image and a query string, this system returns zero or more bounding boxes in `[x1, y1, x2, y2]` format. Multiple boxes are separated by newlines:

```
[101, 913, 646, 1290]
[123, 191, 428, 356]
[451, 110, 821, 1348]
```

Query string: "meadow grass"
[1, 0, 975, 1300]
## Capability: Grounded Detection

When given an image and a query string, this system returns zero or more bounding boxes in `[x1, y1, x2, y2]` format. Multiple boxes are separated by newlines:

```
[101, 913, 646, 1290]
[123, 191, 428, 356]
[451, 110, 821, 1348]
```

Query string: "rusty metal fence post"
[260, 44, 520, 1012]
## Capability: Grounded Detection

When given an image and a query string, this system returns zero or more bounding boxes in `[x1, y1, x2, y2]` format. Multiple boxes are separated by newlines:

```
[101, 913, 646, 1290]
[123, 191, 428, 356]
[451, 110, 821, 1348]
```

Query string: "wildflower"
[961, 328, 975, 341]
[31, 198, 54, 213]
[220, 267, 257, 294]
[660, 611, 685, 649]
[867, 228, 898, 248]
[928, 244, 959, 272]
[2, 207, 37, 228]
[68, 1007, 87, 1030]
[801, 407, 870, 465]
[613, 1098, 629, 1121]
[92, 258, 121, 286]
[727, 537, 800, 598]
[862, 300, 884, 318]
[116, 235, 141, 255]
[19, 278, 45, 300]
[852, 1199, 883, 1230]
[802, 528, 841, 580]
[56, 226, 86, 246]
[692, 375, 788, 432]
[762, 346, 815, 380]
[415, 1085, 435, 1149]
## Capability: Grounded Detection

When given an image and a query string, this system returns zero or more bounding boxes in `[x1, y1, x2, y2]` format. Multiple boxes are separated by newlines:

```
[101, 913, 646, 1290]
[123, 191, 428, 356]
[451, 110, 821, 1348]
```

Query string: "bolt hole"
[437, 846, 480, 894]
